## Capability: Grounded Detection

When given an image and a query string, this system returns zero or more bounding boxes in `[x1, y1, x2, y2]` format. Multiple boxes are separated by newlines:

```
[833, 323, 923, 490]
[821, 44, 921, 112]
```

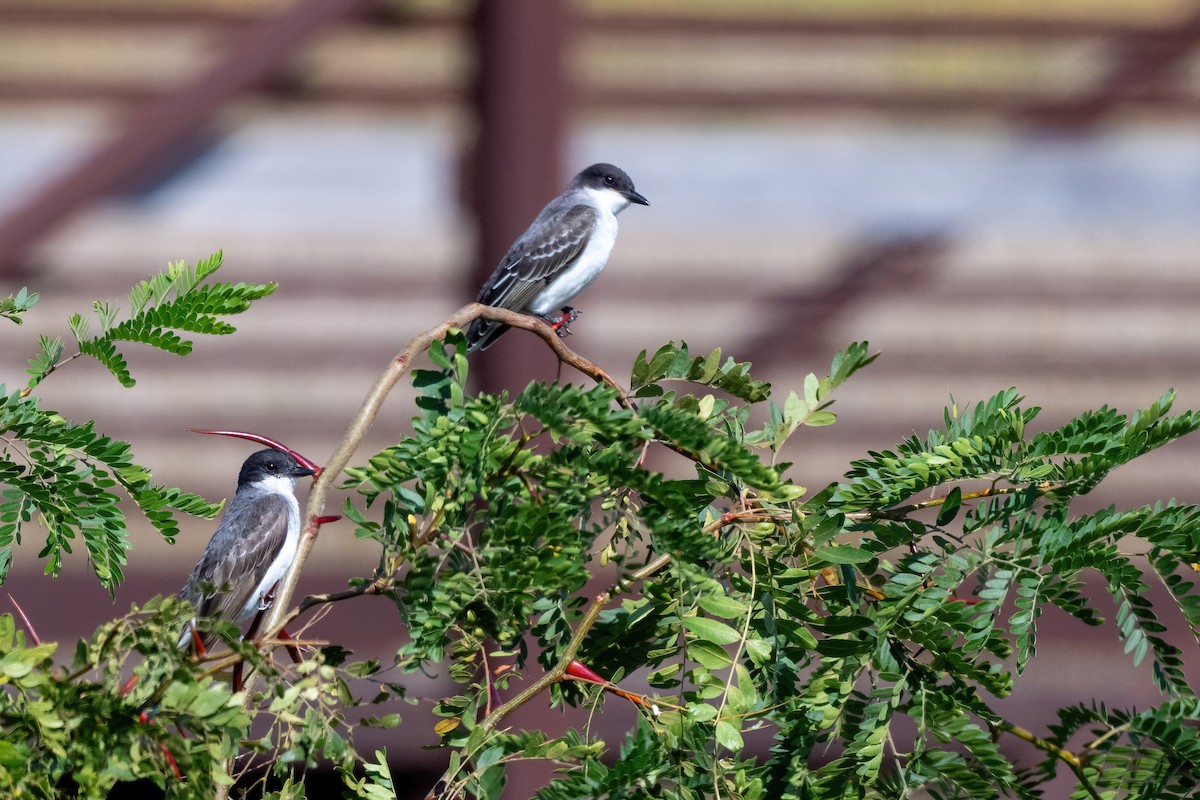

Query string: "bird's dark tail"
[465, 318, 508, 353]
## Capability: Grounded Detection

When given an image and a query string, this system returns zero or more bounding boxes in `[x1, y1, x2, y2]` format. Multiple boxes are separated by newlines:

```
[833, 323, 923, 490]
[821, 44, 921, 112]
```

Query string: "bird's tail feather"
[466, 318, 508, 353]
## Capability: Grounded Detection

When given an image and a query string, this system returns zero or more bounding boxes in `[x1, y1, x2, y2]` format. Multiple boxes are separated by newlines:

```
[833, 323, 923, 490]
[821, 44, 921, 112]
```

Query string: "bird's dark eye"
[604, 176, 614, 185]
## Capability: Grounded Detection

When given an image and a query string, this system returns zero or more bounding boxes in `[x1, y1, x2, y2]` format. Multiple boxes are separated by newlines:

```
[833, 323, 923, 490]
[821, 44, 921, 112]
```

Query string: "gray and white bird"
[179, 449, 315, 650]
[466, 163, 649, 352]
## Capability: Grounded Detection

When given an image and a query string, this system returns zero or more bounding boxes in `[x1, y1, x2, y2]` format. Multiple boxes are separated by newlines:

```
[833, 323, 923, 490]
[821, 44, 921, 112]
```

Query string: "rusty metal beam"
[0, 4, 1186, 41]
[1020, 9, 1200, 126]
[0, 0, 378, 277]
[578, 86, 1193, 117]
[466, 1, 571, 394]
[586, 13, 1189, 40]
[0, 2, 411, 28]
[737, 234, 948, 369]
[0, 80, 458, 108]
[4, 7, 1200, 129]
[12, 80, 1200, 120]
[0, 6, 255, 27]
[262, 82, 1200, 117]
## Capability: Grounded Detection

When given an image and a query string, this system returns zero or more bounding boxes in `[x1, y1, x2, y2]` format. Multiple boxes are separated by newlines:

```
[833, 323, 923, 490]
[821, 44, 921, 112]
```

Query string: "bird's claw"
[546, 306, 580, 338]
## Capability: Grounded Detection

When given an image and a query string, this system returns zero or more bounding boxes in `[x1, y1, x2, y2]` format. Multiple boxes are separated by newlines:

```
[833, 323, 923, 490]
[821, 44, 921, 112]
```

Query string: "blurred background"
[1, 0, 1200, 795]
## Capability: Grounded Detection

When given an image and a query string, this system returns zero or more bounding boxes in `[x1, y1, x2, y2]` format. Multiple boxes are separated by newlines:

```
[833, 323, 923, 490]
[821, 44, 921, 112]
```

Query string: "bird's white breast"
[529, 206, 620, 317]
[237, 481, 302, 623]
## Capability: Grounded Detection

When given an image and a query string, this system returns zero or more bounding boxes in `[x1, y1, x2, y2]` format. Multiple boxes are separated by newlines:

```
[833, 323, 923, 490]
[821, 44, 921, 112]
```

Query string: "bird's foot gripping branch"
[546, 305, 580, 336]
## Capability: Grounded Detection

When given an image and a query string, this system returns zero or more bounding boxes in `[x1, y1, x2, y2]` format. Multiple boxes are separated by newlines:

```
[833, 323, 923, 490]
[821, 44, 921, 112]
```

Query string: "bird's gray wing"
[180, 493, 290, 644]
[467, 204, 596, 351]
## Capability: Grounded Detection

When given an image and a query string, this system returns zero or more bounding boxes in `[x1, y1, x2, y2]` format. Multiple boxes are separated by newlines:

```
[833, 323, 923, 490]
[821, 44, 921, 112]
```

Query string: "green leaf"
[804, 410, 838, 427]
[936, 486, 963, 526]
[25, 336, 63, 390]
[0, 287, 38, 325]
[697, 594, 748, 620]
[688, 639, 734, 669]
[814, 545, 873, 565]
[682, 615, 742, 646]
[630, 340, 770, 402]
[70, 251, 274, 387]
[715, 719, 745, 752]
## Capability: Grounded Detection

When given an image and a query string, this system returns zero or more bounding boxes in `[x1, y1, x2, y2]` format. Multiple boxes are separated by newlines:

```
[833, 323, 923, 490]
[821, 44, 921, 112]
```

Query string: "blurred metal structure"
[5, 5, 1200, 115]
[0, 0, 378, 277]
[1, 1, 1200, 329]
[2, 1, 1200, 797]
[467, 0, 570, 393]
[740, 234, 948, 369]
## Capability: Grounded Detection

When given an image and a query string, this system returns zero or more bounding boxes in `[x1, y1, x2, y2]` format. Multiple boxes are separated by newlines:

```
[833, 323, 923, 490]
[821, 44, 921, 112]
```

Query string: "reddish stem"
[276, 627, 304, 665]
[189, 624, 208, 658]
[160, 743, 183, 780]
[187, 429, 322, 476]
[118, 674, 140, 698]
[564, 659, 607, 686]
[7, 593, 40, 646]
[563, 659, 665, 711]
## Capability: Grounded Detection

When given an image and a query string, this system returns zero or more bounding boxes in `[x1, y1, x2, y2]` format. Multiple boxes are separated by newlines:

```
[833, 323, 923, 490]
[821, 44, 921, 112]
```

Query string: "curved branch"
[424, 544, 678, 797]
[20, 351, 85, 397]
[479, 548, 677, 732]
[260, 303, 631, 643]
[207, 303, 635, 797]
[846, 484, 1061, 522]
[996, 720, 1101, 800]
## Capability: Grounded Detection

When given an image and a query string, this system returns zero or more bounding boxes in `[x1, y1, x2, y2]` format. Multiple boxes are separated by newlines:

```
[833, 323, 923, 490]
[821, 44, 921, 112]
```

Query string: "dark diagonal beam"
[738, 234, 948, 369]
[1022, 10, 1200, 127]
[0, 0, 378, 277]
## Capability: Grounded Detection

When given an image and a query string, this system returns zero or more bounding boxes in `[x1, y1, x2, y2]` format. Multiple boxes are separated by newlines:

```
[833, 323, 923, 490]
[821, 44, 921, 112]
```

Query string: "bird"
[179, 448, 315, 652]
[466, 162, 649, 352]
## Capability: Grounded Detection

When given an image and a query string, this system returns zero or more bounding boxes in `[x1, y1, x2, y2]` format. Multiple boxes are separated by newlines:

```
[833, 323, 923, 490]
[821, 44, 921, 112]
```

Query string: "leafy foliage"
[4, 286, 1200, 798]
[0, 599, 248, 798]
[0, 386, 222, 588]
[0, 253, 272, 589]
[333, 337, 1200, 800]
[0, 599, 393, 799]
[631, 340, 772, 402]
[0, 287, 38, 325]
[58, 251, 276, 388]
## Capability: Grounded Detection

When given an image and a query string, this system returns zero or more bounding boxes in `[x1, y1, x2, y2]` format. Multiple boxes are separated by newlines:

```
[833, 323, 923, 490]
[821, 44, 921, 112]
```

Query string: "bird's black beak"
[292, 465, 317, 479]
[625, 189, 649, 206]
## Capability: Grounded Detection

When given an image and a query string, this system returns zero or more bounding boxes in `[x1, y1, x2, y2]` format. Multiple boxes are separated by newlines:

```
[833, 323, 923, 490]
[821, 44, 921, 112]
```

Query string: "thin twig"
[477, 591, 608, 735]
[20, 351, 85, 396]
[1084, 720, 1132, 751]
[995, 720, 1101, 800]
[263, 303, 631, 641]
[426, 545, 680, 798]
[7, 593, 41, 646]
[292, 573, 393, 617]
[847, 483, 1059, 521]
[703, 508, 789, 535]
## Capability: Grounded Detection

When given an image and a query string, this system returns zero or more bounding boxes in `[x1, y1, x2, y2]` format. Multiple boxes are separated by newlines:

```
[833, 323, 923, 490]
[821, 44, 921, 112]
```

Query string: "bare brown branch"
[215, 303, 636, 795]
[261, 303, 630, 643]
